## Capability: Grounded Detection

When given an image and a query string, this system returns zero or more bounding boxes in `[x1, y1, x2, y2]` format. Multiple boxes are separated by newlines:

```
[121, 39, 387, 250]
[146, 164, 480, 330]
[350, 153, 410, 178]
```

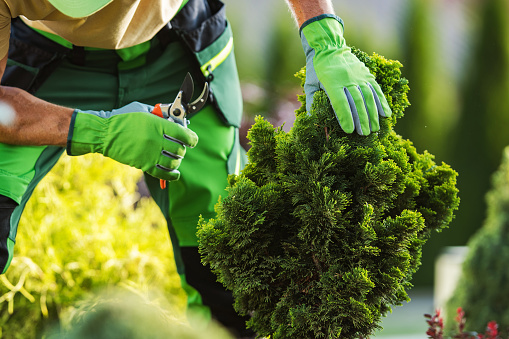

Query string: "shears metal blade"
[152, 72, 209, 127]
[151, 72, 209, 189]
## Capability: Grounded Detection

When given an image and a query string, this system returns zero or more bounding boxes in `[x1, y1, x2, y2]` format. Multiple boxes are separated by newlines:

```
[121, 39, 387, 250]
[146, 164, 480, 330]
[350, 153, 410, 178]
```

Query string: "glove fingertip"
[332, 108, 354, 134]
[367, 82, 392, 118]
[164, 169, 181, 182]
[328, 90, 355, 134]
[355, 125, 367, 136]
[343, 87, 369, 135]
[383, 104, 393, 118]
[187, 132, 199, 149]
[339, 118, 355, 134]
[370, 120, 380, 133]
[168, 172, 180, 181]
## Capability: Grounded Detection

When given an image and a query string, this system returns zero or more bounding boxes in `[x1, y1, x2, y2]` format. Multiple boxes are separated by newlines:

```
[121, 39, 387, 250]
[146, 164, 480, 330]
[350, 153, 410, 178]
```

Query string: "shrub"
[197, 48, 460, 339]
[446, 146, 509, 334]
[0, 154, 186, 338]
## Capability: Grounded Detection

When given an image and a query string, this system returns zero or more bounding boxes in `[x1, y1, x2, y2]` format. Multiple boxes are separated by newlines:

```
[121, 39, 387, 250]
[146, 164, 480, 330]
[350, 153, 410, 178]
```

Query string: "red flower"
[425, 309, 444, 339]
[456, 307, 466, 333]
[485, 320, 498, 338]
[456, 307, 465, 322]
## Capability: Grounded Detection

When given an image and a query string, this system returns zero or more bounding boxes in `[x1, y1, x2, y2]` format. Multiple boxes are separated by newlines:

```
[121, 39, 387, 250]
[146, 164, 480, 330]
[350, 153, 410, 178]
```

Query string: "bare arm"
[0, 55, 73, 147]
[285, 0, 335, 27]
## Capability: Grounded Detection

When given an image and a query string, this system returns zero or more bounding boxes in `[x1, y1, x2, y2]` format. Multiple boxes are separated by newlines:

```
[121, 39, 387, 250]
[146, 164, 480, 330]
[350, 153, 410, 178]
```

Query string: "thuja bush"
[0, 154, 186, 338]
[198, 48, 460, 339]
[446, 146, 509, 334]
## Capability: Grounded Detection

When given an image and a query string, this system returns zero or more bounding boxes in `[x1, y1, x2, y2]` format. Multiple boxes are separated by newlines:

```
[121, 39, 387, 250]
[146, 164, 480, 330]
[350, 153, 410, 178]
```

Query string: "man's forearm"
[0, 85, 73, 147]
[285, 0, 335, 27]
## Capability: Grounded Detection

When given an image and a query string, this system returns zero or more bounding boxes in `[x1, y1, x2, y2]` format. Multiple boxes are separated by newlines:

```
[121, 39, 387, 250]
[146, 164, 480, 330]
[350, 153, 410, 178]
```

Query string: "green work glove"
[300, 14, 392, 135]
[67, 102, 198, 181]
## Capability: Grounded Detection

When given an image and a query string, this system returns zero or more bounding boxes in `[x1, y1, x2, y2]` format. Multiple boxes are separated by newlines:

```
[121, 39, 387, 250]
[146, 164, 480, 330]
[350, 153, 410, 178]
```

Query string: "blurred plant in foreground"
[46, 286, 232, 339]
[0, 154, 187, 338]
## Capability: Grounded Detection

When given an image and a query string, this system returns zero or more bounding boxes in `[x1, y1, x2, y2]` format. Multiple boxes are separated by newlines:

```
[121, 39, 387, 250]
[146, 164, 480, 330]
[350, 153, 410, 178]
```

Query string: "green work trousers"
[0, 19, 249, 336]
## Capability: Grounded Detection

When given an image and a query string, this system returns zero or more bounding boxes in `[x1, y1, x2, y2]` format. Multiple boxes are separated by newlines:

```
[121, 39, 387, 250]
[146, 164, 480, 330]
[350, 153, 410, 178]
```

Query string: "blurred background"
[225, 0, 509, 336]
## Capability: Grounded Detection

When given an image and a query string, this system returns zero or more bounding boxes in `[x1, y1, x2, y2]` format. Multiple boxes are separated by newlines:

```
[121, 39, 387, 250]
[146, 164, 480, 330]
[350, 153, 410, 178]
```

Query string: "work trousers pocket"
[171, 0, 243, 128]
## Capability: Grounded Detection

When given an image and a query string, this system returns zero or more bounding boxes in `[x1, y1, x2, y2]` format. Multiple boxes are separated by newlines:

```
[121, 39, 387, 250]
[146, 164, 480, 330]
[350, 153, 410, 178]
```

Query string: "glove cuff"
[66, 109, 79, 155]
[66, 110, 107, 156]
[299, 14, 344, 37]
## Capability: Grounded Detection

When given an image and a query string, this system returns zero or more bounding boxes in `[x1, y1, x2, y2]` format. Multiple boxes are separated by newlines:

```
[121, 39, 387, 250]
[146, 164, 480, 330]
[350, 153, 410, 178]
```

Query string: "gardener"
[0, 0, 391, 337]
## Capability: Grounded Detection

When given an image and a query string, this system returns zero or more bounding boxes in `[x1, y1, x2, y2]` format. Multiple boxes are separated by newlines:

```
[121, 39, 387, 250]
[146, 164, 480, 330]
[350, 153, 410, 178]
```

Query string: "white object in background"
[434, 246, 469, 311]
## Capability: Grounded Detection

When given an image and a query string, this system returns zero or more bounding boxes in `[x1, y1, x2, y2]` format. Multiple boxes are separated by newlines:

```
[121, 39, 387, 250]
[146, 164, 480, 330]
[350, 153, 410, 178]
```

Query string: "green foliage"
[446, 146, 509, 334]
[0, 154, 186, 338]
[198, 48, 460, 338]
[47, 287, 233, 339]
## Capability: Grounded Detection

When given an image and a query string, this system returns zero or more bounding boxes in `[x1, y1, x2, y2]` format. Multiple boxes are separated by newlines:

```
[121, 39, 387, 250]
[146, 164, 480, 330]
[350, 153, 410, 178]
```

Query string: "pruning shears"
[152, 72, 209, 189]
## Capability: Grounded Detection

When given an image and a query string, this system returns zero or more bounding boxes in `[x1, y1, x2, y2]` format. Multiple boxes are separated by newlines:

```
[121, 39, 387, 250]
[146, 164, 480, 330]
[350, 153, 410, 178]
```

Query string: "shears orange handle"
[151, 73, 209, 189]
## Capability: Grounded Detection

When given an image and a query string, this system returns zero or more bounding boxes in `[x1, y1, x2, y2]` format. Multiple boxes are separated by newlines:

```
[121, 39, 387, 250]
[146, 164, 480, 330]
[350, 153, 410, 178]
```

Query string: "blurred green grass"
[0, 154, 187, 338]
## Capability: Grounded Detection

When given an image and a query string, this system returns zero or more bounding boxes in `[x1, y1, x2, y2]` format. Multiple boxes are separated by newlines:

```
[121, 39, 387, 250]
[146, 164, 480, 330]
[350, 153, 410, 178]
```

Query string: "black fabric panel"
[170, 0, 226, 52]
[0, 195, 17, 273]
[180, 247, 255, 338]
[1, 18, 69, 93]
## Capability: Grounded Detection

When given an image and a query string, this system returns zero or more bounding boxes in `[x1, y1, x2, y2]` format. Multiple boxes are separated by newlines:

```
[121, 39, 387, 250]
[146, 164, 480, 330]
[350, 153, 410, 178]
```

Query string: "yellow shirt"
[0, 0, 185, 59]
